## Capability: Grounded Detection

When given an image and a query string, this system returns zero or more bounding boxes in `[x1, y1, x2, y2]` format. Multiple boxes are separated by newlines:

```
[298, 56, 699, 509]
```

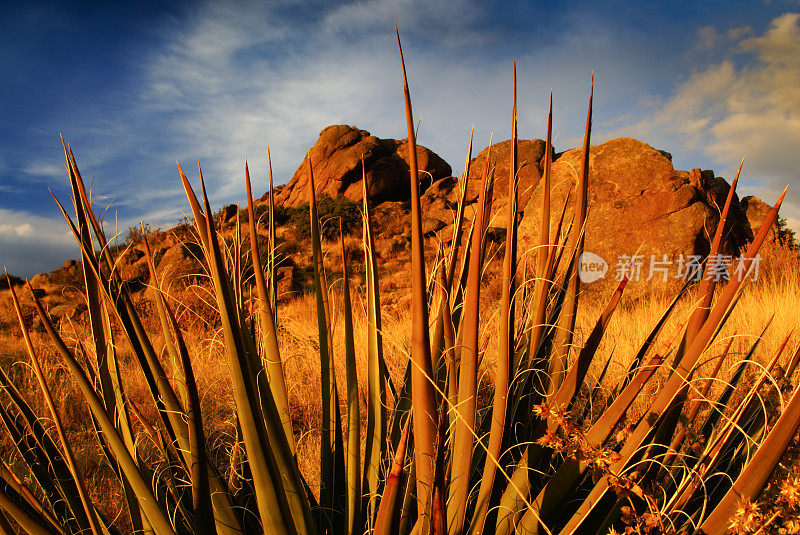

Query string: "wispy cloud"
[5, 1, 798, 276]
[0, 209, 76, 277]
[620, 12, 800, 222]
[141, 0, 675, 204]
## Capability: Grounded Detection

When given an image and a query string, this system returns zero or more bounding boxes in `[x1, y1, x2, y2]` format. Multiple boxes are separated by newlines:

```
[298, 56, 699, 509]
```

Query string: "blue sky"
[1, 0, 799, 276]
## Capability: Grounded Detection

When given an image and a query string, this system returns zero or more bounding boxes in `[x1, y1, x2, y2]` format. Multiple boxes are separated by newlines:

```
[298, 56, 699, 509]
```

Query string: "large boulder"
[466, 138, 550, 213]
[740, 195, 778, 242]
[518, 138, 743, 269]
[274, 125, 451, 207]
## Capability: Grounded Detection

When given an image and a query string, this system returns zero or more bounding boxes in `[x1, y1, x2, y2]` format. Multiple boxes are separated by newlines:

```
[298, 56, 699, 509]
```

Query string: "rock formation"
[419, 136, 773, 268]
[273, 125, 451, 207]
[12, 127, 780, 318]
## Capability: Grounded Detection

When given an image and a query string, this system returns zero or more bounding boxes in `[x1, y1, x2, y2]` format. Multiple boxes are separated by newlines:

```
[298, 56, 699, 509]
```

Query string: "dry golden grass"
[0, 238, 798, 531]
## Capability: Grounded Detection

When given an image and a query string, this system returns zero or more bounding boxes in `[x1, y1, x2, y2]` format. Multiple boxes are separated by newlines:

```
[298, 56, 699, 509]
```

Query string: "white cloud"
[140, 0, 661, 207]
[620, 12, 800, 219]
[141, 0, 505, 201]
[0, 209, 77, 277]
[22, 160, 65, 179]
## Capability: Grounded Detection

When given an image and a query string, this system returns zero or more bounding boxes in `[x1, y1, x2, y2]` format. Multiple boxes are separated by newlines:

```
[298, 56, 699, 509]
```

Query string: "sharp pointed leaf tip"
[777, 185, 789, 205]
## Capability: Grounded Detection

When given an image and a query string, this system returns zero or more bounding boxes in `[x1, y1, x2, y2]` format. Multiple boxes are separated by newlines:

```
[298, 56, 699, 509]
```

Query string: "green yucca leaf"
[306, 155, 347, 533]
[26, 285, 178, 535]
[140, 236, 216, 534]
[495, 276, 629, 535]
[558, 185, 788, 535]
[684, 158, 743, 343]
[373, 420, 411, 535]
[665, 338, 732, 460]
[617, 278, 692, 393]
[58, 158, 245, 533]
[190, 169, 311, 534]
[699, 373, 800, 535]
[0, 485, 54, 535]
[396, 25, 441, 530]
[556, 277, 628, 411]
[700, 323, 770, 441]
[684, 343, 785, 514]
[61, 139, 115, 422]
[526, 92, 554, 363]
[548, 75, 593, 398]
[7, 277, 101, 535]
[469, 63, 520, 535]
[245, 162, 293, 453]
[0, 460, 63, 532]
[785, 341, 800, 378]
[267, 148, 278, 314]
[448, 135, 493, 535]
[50, 189, 187, 457]
[430, 244, 449, 392]
[0, 384, 73, 528]
[361, 159, 389, 529]
[664, 334, 768, 517]
[445, 126, 474, 292]
[339, 222, 362, 535]
[516, 353, 666, 534]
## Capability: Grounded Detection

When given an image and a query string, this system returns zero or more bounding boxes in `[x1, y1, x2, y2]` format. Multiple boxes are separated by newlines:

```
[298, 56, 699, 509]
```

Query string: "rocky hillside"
[3, 124, 779, 332]
[277, 125, 774, 264]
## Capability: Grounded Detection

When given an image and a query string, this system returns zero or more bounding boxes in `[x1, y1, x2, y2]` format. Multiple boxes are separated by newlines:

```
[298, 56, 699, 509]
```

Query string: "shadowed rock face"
[273, 125, 451, 207]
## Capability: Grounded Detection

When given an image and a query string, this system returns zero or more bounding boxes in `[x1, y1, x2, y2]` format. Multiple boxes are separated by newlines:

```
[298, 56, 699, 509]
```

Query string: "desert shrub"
[0, 275, 23, 290]
[287, 195, 361, 241]
[777, 216, 796, 248]
[124, 223, 157, 245]
[272, 203, 293, 226]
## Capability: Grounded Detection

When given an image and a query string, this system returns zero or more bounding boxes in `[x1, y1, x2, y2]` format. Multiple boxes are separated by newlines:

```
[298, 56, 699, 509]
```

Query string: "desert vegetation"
[1, 31, 800, 535]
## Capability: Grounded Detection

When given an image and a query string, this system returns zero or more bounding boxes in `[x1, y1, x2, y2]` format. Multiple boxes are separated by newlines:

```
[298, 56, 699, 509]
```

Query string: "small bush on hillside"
[125, 223, 156, 245]
[777, 216, 796, 248]
[0, 275, 24, 290]
[288, 195, 361, 241]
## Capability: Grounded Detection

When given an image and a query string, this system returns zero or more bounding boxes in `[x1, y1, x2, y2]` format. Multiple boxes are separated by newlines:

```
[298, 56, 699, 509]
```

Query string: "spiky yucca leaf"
[361, 159, 389, 529]
[396, 26, 442, 531]
[245, 162, 293, 451]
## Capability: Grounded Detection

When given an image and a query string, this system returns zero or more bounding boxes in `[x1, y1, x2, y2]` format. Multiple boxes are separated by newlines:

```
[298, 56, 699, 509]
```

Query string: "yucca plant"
[1, 28, 798, 535]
